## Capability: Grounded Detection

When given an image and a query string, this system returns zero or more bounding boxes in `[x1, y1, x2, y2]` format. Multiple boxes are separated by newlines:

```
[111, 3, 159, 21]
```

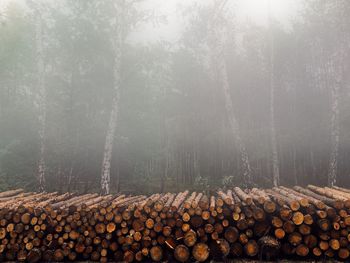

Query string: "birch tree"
[327, 6, 345, 186]
[100, 1, 125, 195]
[36, 8, 47, 193]
[208, 1, 252, 185]
[327, 58, 340, 186]
[268, 2, 280, 186]
[29, 1, 47, 192]
[309, 1, 349, 186]
[328, 1, 350, 186]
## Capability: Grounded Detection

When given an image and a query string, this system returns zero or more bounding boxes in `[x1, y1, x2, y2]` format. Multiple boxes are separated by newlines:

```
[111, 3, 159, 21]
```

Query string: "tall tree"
[268, 1, 280, 186]
[327, 1, 350, 186]
[29, 0, 47, 192]
[208, 0, 252, 185]
[100, 1, 125, 195]
[327, 58, 340, 186]
[303, 1, 350, 186]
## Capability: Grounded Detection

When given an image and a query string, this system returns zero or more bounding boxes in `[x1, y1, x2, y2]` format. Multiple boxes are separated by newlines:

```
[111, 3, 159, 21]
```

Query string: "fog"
[0, 0, 349, 194]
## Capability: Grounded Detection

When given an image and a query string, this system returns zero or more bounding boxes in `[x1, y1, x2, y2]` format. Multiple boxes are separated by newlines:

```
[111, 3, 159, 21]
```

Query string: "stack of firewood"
[1, 185, 350, 262]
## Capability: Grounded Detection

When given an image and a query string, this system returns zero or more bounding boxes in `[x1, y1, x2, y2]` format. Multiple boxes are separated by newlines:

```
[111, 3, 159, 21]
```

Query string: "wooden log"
[250, 188, 271, 203]
[258, 236, 280, 259]
[3, 186, 350, 262]
[339, 248, 350, 259]
[276, 186, 309, 207]
[171, 191, 189, 211]
[0, 192, 35, 203]
[307, 185, 345, 209]
[184, 230, 197, 247]
[209, 196, 216, 211]
[274, 228, 285, 239]
[292, 211, 304, 225]
[191, 193, 203, 208]
[324, 187, 350, 208]
[333, 185, 350, 194]
[266, 189, 300, 211]
[51, 194, 94, 210]
[230, 242, 243, 257]
[325, 187, 350, 200]
[153, 193, 170, 211]
[198, 195, 209, 210]
[150, 246, 163, 262]
[281, 186, 325, 209]
[163, 193, 176, 208]
[288, 232, 302, 247]
[244, 240, 259, 257]
[184, 192, 197, 209]
[27, 248, 41, 263]
[210, 238, 230, 259]
[293, 186, 341, 209]
[234, 187, 253, 205]
[38, 193, 73, 208]
[224, 226, 239, 243]
[192, 243, 209, 262]
[296, 244, 309, 257]
[0, 189, 24, 198]
[217, 190, 233, 206]
[174, 245, 189, 262]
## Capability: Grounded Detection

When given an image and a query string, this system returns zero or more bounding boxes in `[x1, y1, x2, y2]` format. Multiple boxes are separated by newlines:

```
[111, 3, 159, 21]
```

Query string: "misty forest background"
[0, 0, 350, 195]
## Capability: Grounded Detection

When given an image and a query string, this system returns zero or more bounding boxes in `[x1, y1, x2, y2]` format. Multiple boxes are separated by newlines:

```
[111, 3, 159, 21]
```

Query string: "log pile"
[1, 185, 350, 262]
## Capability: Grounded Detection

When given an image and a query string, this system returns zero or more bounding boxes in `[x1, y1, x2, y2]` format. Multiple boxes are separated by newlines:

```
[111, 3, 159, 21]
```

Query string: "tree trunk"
[209, 1, 252, 185]
[101, 97, 119, 195]
[35, 7, 47, 192]
[220, 59, 252, 184]
[328, 73, 340, 187]
[100, 1, 124, 195]
[268, 2, 280, 187]
[310, 149, 317, 182]
[293, 146, 298, 185]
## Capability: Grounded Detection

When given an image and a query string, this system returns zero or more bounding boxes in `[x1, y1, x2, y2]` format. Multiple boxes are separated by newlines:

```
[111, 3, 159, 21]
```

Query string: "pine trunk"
[269, 3, 280, 187]
[220, 58, 252, 184]
[35, 8, 47, 192]
[209, 3, 252, 184]
[328, 82, 339, 187]
[101, 98, 119, 195]
[100, 1, 124, 195]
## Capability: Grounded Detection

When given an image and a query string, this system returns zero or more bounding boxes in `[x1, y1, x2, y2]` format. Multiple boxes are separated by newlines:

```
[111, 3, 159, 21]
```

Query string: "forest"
[1, 0, 350, 195]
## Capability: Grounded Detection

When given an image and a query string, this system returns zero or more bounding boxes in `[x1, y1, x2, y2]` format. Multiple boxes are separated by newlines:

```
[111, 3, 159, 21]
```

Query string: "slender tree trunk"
[67, 72, 75, 192]
[220, 57, 252, 184]
[328, 76, 340, 187]
[310, 149, 317, 182]
[270, 73, 279, 187]
[326, 34, 343, 187]
[161, 155, 167, 192]
[293, 145, 298, 185]
[268, 1, 280, 187]
[160, 85, 168, 192]
[100, 1, 124, 195]
[209, 1, 252, 185]
[35, 8, 47, 192]
[101, 96, 119, 195]
[116, 166, 120, 192]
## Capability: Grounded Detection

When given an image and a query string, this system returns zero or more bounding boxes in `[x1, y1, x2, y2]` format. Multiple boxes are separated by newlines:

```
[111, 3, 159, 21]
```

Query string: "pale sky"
[129, 0, 301, 44]
[1, 0, 301, 43]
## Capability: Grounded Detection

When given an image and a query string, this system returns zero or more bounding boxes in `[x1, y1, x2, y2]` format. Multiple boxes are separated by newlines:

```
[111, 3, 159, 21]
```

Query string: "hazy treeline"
[1, 0, 350, 194]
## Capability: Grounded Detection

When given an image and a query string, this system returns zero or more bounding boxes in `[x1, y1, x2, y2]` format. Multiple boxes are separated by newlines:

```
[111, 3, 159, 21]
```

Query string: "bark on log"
[0, 186, 349, 262]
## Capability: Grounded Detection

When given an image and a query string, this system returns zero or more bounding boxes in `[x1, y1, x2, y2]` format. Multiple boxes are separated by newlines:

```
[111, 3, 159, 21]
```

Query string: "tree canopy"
[0, 0, 350, 194]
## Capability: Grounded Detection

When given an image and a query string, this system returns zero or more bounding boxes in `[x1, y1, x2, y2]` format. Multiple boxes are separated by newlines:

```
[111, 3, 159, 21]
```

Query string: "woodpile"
[1, 185, 350, 262]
